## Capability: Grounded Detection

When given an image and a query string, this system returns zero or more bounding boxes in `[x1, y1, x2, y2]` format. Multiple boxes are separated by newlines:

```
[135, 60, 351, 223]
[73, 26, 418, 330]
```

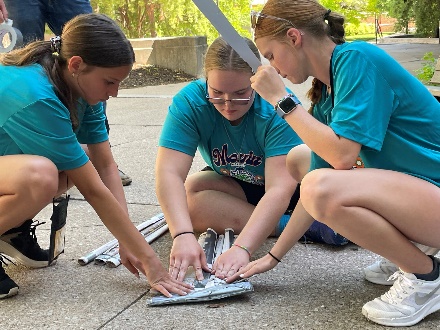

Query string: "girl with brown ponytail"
[0, 13, 191, 299]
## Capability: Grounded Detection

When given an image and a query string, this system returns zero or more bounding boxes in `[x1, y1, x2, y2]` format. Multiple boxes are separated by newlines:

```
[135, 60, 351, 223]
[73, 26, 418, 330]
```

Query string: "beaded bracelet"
[173, 231, 195, 239]
[232, 243, 251, 258]
[268, 251, 282, 263]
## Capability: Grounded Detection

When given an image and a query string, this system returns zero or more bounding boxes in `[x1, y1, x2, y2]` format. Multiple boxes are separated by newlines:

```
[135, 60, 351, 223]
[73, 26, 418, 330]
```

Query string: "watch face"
[279, 97, 297, 113]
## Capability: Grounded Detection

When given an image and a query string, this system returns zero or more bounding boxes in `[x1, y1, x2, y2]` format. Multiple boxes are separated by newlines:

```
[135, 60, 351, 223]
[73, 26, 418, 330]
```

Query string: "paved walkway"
[1, 42, 440, 330]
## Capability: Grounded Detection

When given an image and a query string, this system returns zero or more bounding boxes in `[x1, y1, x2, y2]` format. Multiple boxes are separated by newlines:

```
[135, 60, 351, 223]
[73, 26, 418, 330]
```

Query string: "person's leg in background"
[103, 102, 132, 186]
[45, 0, 93, 35]
[4, 0, 46, 44]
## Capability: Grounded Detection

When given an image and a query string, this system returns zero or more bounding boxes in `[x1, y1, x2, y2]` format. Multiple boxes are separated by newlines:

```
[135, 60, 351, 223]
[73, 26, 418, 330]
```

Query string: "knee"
[18, 157, 59, 201]
[286, 145, 311, 182]
[184, 172, 207, 198]
[300, 169, 340, 222]
[184, 174, 198, 196]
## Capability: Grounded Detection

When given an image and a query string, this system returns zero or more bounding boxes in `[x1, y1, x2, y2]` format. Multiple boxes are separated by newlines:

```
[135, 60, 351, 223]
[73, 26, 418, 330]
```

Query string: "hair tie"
[50, 36, 62, 54]
[324, 9, 331, 20]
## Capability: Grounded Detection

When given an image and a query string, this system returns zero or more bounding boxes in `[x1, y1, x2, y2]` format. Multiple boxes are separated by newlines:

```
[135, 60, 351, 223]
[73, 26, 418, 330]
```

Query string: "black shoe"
[0, 220, 50, 268]
[0, 255, 19, 299]
[118, 169, 132, 186]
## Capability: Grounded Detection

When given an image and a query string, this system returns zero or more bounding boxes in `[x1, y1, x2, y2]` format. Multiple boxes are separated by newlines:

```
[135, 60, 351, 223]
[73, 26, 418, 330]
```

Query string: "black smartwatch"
[275, 93, 300, 119]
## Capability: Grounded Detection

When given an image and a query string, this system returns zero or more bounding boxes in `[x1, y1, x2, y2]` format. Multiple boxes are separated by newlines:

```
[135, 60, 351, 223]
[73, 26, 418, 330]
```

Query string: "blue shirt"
[311, 42, 440, 186]
[0, 64, 108, 171]
[159, 79, 303, 185]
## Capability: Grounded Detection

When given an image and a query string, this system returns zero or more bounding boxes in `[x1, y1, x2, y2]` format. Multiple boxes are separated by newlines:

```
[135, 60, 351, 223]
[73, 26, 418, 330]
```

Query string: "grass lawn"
[346, 32, 395, 42]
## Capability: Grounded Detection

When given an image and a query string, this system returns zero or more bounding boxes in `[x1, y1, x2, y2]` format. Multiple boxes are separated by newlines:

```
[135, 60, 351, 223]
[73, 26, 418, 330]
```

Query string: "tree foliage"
[91, 0, 440, 40]
[413, 0, 440, 37]
[320, 0, 372, 25]
[372, 0, 440, 37]
[91, 0, 251, 43]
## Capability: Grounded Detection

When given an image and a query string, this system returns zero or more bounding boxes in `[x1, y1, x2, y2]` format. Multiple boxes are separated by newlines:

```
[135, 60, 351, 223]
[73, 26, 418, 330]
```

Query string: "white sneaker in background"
[414, 243, 440, 256]
[362, 268, 440, 326]
[364, 259, 398, 285]
[364, 244, 440, 286]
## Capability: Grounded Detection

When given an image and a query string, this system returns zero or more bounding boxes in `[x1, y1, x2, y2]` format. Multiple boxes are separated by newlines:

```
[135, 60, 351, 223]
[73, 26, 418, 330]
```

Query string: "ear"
[286, 28, 302, 47]
[67, 56, 85, 75]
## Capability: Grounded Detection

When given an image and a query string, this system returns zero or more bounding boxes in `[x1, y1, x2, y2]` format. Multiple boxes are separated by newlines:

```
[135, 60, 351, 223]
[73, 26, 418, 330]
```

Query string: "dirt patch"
[120, 64, 197, 89]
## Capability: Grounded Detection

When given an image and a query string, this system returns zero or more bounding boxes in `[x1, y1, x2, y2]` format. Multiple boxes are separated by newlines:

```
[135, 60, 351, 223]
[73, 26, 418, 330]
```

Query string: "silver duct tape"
[78, 213, 166, 266]
[148, 228, 253, 306]
[0, 20, 23, 53]
[147, 281, 253, 306]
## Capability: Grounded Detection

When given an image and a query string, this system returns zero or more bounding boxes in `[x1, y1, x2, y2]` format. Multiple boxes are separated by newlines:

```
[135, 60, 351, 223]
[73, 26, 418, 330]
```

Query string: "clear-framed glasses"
[251, 10, 299, 30]
[205, 81, 254, 106]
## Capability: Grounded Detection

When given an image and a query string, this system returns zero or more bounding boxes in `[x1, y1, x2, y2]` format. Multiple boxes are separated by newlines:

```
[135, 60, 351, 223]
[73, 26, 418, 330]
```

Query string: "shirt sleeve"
[75, 102, 109, 145]
[330, 50, 396, 151]
[159, 92, 202, 157]
[3, 98, 89, 170]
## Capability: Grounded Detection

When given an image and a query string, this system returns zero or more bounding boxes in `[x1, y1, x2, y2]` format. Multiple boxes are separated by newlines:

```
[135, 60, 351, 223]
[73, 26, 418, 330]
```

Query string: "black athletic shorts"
[201, 166, 300, 212]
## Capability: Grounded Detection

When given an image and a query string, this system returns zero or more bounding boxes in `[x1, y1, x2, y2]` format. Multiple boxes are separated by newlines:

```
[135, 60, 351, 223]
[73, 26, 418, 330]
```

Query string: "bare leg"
[301, 168, 440, 274]
[0, 155, 59, 234]
[185, 170, 254, 233]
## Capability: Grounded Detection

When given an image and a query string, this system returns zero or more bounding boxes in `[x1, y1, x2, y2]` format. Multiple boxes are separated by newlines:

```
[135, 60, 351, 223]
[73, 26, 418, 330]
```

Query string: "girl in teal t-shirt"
[237, 1, 440, 327]
[157, 37, 347, 284]
[0, 13, 190, 300]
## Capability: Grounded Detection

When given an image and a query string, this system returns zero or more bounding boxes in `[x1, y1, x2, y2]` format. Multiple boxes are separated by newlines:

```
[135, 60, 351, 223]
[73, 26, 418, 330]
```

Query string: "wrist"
[231, 243, 251, 258]
[173, 231, 195, 239]
[268, 251, 282, 263]
[274, 93, 300, 119]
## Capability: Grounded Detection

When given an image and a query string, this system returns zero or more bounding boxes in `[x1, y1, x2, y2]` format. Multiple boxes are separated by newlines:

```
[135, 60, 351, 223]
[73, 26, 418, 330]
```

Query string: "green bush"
[416, 52, 436, 84]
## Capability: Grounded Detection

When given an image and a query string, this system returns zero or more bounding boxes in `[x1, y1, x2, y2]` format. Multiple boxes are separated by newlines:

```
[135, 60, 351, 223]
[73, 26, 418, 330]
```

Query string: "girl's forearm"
[235, 188, 292, 255]
[270, 199, 314, 260]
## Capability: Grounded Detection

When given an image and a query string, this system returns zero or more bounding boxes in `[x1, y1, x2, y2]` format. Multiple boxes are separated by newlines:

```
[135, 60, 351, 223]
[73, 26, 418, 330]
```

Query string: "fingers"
[194, 265, 204, 281]
[225, 269, 244, 283]
[151, 277, 193, 298]
[169, 260, 190, 282]
[120, 254, 140, 278]
[215, 266, 238, 279]
[0, 4, 7, 23]
[237, 258, 272, 279]
[213, 261, 242, 280]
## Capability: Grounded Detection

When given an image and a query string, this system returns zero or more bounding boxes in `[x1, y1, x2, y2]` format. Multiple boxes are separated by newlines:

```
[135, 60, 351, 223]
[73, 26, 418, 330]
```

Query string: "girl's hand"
[169, 234, 210, 282]
[250, 65, 289, 106]
[212, 247, 250, 280]
[119, 243, 141, 278]
[0, 0, 8, 24]
[225, 254, 279, 283]
[119, 243, 193, 297]
[144, 258, 194, 298]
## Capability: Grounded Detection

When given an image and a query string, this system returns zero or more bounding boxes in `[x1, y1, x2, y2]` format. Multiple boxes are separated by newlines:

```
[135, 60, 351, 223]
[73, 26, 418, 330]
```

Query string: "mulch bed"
[120, 64, 197, 89]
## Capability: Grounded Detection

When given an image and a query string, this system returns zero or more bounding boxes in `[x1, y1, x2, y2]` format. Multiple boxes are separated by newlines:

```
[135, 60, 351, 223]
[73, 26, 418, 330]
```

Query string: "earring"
[72, 73, 75, 77]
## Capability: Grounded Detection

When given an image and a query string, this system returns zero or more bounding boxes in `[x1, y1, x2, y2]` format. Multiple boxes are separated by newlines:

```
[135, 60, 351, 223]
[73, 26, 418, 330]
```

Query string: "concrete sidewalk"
[1, 42, 440, 330]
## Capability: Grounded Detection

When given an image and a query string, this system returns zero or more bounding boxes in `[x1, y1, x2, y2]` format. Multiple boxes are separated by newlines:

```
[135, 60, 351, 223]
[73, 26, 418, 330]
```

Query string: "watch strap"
[275, 93, 300, 119]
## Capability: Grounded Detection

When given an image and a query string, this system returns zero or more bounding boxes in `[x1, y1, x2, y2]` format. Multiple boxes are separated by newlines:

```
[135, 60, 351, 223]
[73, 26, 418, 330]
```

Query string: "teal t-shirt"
[159, 79, 303, 185]
[0, 64, 108, 171]
[311, 42, 440, 186]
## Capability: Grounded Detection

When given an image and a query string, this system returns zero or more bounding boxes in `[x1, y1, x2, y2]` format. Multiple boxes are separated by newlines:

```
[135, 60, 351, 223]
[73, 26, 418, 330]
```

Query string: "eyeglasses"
[205, 81, 254, 105]
[251, 10, 299, 30]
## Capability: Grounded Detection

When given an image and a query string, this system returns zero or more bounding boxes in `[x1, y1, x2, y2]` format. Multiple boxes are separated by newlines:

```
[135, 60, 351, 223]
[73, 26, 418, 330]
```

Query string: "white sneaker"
[362, 269, 440, 326]
[364, 259, 398, 285]
[364, 244, 440, 286]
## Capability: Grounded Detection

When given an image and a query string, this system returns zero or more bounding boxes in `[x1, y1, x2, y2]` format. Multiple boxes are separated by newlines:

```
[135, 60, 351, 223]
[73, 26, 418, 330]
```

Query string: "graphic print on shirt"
[212, 144, 264, 185]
